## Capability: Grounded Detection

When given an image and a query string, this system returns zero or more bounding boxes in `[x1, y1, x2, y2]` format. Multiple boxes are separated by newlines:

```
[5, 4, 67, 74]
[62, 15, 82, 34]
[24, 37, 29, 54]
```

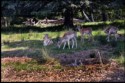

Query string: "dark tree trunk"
[64, 7, 73, 27]
[101, 10, 107, 21]
[91, 13, 94, 22]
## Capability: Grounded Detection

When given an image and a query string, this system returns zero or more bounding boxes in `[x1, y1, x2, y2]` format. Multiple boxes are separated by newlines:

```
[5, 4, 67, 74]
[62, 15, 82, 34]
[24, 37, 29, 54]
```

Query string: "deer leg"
[74, 37, 77, 48]
[81, 34, 83, 42]
[67, 40, 70, 49]
[43, 40, 47, 46]
[59, 42, 62, 48]
[115, 34, 118, 41]
[63, 42, 66, 49]
[47, 40, 50, 45]
[107, 34, 110, 42]
[72, 39, 74, 48]
[81, 34, 84, 42]
[91, 33, 94, 42]
[50, 40, 53, 44]
[81, 36, 82, 41]
[88, 34, 91, 41]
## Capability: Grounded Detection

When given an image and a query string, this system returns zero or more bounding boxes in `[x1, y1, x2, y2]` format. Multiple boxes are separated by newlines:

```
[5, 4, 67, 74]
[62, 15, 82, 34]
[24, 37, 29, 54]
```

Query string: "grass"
[1, 46, 62, 72]
[112, 40, 125, 65]
[1, 23, 125, 72]
[1, 28, 124, 54]
[2, 54, 62, 71]
[2, 60, 48, 71]
[80, 20, 125, 26]
[116, 52, 125, 64]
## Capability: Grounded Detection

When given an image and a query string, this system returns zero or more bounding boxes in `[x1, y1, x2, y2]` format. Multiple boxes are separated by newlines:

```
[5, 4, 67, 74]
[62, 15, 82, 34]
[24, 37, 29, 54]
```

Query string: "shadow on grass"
[2, 34, 124, 60]
[1, 49, 41, 58]
[1, 25, 65, 33]
[1, 35, 106, 57]
[1, 34, 112, 51]
[2, 21, 125, 34]
[5, 40, 44, 49]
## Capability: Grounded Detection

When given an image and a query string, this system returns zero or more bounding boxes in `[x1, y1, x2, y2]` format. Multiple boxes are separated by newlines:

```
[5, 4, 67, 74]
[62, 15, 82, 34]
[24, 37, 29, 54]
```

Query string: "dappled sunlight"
[1, 47, 28, 52]
[1, 17, 125, 82]
[2, 29, 124, 53]
[1, 0, 125, 81]
[35, 23, 62, 28]
[81, 20, 125, 26]
[1, 27, 125, 82]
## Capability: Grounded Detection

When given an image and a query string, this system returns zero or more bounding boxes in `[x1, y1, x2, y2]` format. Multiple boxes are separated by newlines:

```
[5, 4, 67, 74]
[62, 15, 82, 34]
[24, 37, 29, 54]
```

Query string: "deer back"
[63, 31, 75, 38]
[104, 26, 118, 34]
[80, 27, 92, 34]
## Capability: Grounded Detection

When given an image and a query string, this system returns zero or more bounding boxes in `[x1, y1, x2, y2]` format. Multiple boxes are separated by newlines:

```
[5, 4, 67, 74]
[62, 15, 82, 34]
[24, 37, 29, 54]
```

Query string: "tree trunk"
[91, 13, 94, 22]
[64, 7, 73, 27]
[80, 9, 91, 22]
[101, 10, 107, 21]
[4, 17, 8, 27]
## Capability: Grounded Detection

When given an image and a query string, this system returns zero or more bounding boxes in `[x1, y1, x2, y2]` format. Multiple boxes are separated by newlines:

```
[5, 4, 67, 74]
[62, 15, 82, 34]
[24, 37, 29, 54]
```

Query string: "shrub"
[11, 17, 26, 25]
[89, 53, 96, 58]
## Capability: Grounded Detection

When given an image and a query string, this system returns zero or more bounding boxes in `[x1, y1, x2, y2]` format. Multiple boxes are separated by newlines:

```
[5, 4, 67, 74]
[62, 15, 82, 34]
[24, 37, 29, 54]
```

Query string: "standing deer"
[104, 26, 118, 42]
[43, 34, 53, 46]
[57, 31, 77, 49]
[77, 25, 93, 42]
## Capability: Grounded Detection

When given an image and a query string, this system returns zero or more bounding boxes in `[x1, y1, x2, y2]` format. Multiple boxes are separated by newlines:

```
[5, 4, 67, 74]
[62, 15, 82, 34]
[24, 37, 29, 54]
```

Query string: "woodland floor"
[1, 49, 125, 82]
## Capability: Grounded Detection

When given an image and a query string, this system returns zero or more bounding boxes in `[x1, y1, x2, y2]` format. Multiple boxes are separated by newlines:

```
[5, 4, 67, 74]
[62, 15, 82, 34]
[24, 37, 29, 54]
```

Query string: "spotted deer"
[104, 26, 118, 42]
[77, 25, 93, 42]
[57, 31, 77, 49]
[43, 34, 53, 46]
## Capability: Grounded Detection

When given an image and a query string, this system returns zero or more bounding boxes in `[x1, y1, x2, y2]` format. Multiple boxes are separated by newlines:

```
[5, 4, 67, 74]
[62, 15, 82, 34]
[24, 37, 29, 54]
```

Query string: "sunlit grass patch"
[1, 26, 125, 66]
[116, 52, 125, 64]
[2, 59, 47, 71]
[1, 47, 28, 52]
[81, 20, 125, 26]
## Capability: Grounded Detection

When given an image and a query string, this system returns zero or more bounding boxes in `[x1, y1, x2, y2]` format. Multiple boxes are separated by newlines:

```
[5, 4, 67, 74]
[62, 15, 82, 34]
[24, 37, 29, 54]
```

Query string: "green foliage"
[117, 52, 125, 64]
[2, 0, 125, 22]
[2, 60, 47, 71]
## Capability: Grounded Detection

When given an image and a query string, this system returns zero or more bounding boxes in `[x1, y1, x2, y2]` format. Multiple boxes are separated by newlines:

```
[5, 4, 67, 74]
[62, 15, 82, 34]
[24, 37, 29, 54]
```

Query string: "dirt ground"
[1, 50, 125, 82]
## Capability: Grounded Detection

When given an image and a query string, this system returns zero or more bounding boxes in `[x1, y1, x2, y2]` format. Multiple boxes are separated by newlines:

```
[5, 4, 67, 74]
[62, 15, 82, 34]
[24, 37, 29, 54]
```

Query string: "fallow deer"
[43, 34, 53, 46]
[77, 25, 93, 42]
[104, 26, 118, 42]
[57, 31, 77, 49]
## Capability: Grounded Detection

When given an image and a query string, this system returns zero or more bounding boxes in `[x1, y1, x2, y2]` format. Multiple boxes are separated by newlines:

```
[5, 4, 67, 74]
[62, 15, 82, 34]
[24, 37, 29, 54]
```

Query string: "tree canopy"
[1, 0, 125, 27]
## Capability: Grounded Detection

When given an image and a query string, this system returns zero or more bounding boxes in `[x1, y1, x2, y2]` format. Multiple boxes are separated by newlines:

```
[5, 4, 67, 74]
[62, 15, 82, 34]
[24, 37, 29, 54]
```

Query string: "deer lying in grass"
[43, 34, 53, 46]
[104, 26, 118, 42]
[23, 18, 35, 26]
[77, 25, 93, 42]
[57, 31, 77, 49]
